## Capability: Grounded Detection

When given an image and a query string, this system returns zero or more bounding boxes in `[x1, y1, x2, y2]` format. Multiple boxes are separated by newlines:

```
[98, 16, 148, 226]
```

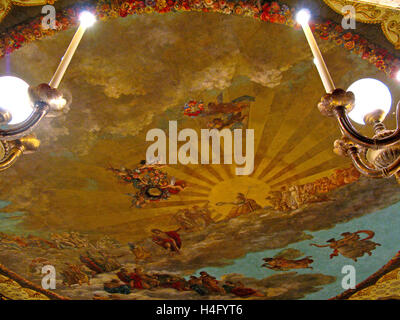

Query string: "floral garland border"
[0, 0, 399, 80]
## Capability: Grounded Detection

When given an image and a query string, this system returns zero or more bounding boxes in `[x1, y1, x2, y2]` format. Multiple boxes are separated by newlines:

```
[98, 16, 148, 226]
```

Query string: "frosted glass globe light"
[0, 76, 32, 125]
[347, 78, 392, 125]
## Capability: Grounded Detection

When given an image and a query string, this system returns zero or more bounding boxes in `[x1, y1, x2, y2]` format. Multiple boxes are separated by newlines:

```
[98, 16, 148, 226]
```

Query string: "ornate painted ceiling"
[1, 0, 400, 301]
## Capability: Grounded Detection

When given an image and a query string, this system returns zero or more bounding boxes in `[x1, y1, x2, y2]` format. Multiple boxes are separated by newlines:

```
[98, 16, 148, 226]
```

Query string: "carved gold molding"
[323, 0, 400, 49]
[0, 0, 57, 23]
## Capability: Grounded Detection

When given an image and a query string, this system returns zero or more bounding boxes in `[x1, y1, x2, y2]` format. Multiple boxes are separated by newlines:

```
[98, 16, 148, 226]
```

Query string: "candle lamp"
[0, 11, 96, 171]
[297, 9, 400, 182]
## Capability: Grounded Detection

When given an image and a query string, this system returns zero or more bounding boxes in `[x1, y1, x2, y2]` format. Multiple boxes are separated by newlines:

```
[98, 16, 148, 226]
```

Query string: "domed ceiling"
[1, 0, 400, 300]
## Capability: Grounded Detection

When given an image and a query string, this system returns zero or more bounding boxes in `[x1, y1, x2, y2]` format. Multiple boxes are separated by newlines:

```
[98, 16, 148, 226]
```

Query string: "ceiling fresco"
[1, 0, 400, 301]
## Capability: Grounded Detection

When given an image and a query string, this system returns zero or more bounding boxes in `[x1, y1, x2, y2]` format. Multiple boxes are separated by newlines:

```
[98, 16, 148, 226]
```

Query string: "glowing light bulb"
[396, 70, 400, 82]
[79, 11, 96, 28]
[0, 76, 32, 125]
[347, 78, 392, 125]
[296, 9, 311, 25]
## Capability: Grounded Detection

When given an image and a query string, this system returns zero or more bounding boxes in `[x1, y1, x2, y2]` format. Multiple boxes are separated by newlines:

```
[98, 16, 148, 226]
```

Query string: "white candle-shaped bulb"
[296, 9, 310, 25]
[296, 9, 335, 93]
[49, 11, 96, 89]
[79, 11, 96, 28]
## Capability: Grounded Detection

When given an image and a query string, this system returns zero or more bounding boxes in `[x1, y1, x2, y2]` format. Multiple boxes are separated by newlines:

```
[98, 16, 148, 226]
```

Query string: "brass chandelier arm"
[0, 101, 49, 140]
[348, 147, 400, 178]
[334, 104, 400, 150]
[0, 146, 24, 172]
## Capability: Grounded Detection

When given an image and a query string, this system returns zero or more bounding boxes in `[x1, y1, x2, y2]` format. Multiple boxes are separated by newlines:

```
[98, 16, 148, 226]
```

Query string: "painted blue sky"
[195, 200, 400, 299]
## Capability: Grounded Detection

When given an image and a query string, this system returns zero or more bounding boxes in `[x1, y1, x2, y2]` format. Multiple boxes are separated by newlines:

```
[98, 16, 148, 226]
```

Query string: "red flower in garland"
[316, 33, 329, 41]
[269, 13, 280, 23]
[376, 48, 388, 58]
[334, 25, 343, 33]
[277, 15, 286, 24]
[119, 9, 128, 17]
[159, 7, 171, 13]
[0, 0, 395, 81]
[260, 11, 270, 21]
[335, 38, 343, 45]
[342, 32, 352, 41]
[344, 40, 355, 50]
[270, 2, 280, 12]
[362, 51, 370, 60]
[375, 59, 386, 70]
[262, 3, 270, 12]
[12, 34, 25, 43]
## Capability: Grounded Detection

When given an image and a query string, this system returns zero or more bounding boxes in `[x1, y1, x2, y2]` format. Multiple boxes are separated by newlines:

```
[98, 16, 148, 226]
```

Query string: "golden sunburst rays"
[270, 156, 345, 189]
[107, 73, 355, 218]
[256, 108, 323, 179]
[264, 137, 331, 184]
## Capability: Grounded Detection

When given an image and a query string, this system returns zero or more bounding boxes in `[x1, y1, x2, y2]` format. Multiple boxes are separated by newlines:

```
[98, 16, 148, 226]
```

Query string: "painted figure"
[128, 243, 151, 260]
[174, 202, 215, 231]
[151, 229, 182, 253]
[184, 93, 254, 131]
[223, 281, 264, 297]
[109, 161, 186, 208]
[60, 263, 91, 287]
[262, 256, 314, 271]
[310, 230, 381, 261]
[199, 271, 225, 294]
[217, 193, 262, 219]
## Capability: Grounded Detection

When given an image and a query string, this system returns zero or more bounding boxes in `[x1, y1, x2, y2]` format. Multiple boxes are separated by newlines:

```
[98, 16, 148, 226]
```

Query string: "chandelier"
[0, 11, 96, 171]
[297, 9, 400, 182]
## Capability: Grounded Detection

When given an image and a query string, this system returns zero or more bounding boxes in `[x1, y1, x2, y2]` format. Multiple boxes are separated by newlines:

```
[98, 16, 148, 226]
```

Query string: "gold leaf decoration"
[0, 0, 58, 23]
[323, 0, 400, 49]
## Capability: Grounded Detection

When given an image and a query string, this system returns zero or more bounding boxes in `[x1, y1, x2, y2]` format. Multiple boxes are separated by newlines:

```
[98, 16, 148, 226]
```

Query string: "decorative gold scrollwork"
[0, 0, 57, 23]
[323, 0, 400, 49]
